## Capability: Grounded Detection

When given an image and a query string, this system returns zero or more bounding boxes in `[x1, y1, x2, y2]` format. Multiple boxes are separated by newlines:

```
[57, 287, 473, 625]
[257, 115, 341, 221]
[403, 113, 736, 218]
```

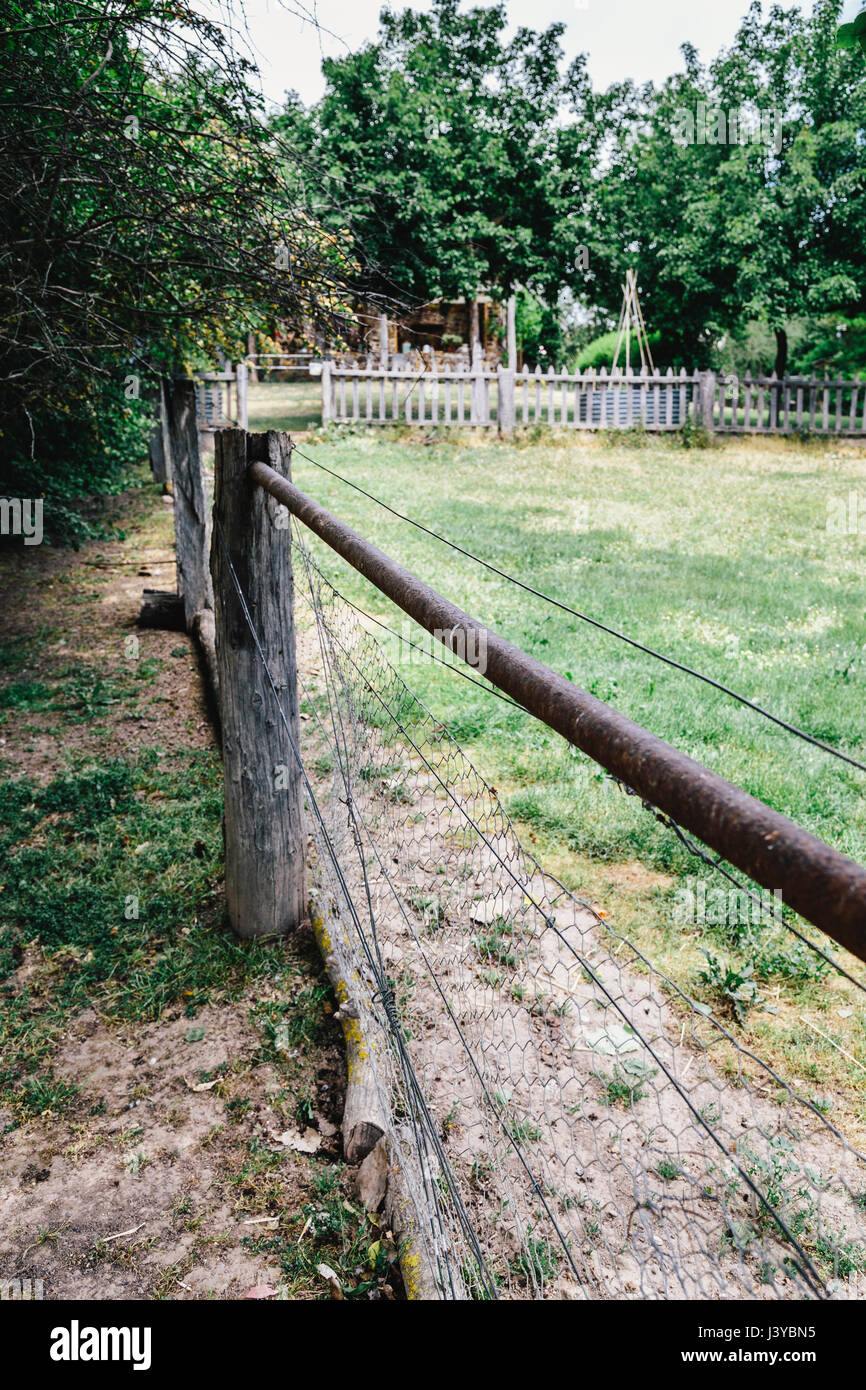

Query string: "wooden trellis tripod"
[612, 267, 655, 374]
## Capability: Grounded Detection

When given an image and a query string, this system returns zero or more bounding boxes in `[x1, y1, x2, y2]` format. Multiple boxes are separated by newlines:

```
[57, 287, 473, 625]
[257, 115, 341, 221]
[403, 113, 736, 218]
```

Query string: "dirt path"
[0, 482, 396, 1301]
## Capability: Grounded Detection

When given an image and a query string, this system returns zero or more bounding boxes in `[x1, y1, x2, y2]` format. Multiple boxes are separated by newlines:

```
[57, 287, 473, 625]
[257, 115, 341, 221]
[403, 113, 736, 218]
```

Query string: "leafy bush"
[573, 329, 689, 373]
[0, 371, 155, 547]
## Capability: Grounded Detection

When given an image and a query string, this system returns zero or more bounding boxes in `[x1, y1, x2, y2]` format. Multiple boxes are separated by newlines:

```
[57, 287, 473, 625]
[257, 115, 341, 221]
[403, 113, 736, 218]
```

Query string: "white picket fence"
[713, 372, 866, 435]
[321, 361, 866, 436]
[194, 363, 248, 433]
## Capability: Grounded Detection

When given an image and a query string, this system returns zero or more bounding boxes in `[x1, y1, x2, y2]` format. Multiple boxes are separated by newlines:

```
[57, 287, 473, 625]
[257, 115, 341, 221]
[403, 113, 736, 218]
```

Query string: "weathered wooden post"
[235, 360, 248, 430]
[469, 298, 481, 360]
[471, 343, 486, 425]
[506, 294, 517, 370]
[699, 370, 716, 434]
[497, 365, 515, 437]
[321, 359, 333, 423]
[163, 378, 219, 710]
[148, 379, 172, 486]
[378, 314, 389, 370]
[211, 429, 306, 938]
[167, 379, 212, 628]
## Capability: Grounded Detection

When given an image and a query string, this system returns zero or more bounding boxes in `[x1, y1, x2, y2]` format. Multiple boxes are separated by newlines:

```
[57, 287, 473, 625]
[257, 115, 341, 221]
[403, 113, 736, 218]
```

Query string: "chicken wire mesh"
[265, 520, 866, 1301]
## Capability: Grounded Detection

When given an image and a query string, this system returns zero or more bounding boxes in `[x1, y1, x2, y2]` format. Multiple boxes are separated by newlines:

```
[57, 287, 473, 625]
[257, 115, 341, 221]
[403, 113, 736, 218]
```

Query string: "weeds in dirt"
[409, 893, 446, 932]
[495, 1091, 542, 1147]
[597, 1061, 658, 1109]
[656, 1158, 685, 1181]
[0, 747, 284, 1120]
[721, 1136, 866, 1283]
[474, 918, 519, 969]
[511, 1234, 560, 1285]
[252, 985, 332, 1055]
[697, 951, 762, 1024]
[240, 1159, 401, 1299]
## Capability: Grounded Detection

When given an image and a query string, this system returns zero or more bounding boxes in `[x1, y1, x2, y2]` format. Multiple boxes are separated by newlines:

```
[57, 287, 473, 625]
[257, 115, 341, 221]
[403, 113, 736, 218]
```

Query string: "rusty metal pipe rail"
[249, 453, 866, 964]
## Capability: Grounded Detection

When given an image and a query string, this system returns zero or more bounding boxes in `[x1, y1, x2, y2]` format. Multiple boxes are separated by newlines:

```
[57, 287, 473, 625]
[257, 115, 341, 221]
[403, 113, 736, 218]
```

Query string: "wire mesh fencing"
[273, 521, 866, 1301]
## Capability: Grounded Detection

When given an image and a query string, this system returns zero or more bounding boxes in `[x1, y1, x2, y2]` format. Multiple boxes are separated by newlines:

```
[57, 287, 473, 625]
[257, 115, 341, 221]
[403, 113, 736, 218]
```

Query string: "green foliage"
[277, 1, 866, 373]
[656, 1158, 685, 1181]
[515, 290, 569, 367]
[598, 1060, 657, 1108]
[474, 919, 519, 969]
[792, 315, 866, 375]
[1, 374, 155, 545]
[584, 3, 866, 368]
[0, 1, 349, 526]
[285, 0, 592, 305]
[575, 329, 682, 372]
[511, 1236, 559, 1285]
[698, 950, 762, 1024]
[714, 320, 810, 378]
[838, 9, 866, 55]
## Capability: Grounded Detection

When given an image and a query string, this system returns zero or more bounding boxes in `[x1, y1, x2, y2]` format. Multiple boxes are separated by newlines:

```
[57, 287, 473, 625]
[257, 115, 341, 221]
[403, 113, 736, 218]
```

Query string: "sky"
[213, 0, 863, 110]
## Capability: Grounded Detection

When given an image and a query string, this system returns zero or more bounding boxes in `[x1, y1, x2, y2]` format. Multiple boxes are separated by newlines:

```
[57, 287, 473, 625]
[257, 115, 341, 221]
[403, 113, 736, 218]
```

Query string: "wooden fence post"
[699, 370, 716, 433]
[211, 429, 306, 938]
[497, 365, 515, 436]
[506, 294, 517, 370]
[471, 345, 486, 425]
[167, 379, 213, 628]
[148, 378, 171, 486]
[321, 359, 333, 423]
[378, 314, 389, 370]
[236, 360, 248, 430]
[164, 378, 219, 712]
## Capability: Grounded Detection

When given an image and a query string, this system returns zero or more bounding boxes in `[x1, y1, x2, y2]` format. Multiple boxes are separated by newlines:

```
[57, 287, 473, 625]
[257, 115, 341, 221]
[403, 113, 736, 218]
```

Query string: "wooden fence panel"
[322, 365, 866, 436]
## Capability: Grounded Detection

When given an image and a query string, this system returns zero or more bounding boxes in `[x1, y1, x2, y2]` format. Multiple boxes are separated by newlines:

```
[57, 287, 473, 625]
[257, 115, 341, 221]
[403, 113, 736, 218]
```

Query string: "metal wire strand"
[213, 514, 498, 1299]
[288, 526, 866, 1299]
[292, 445, 866, 776]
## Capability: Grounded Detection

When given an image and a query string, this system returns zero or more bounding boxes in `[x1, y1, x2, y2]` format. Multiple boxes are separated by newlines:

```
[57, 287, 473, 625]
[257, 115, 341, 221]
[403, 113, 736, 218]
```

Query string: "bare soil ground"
[0, 481, 395, 1301]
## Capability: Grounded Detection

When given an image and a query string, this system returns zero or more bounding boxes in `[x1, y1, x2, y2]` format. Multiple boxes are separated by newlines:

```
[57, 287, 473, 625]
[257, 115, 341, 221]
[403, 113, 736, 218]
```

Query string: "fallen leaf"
[470, 896, 511, 926]
[184, 1077, 218, 1092]
[583, 1026, 640, 1056]
[316, 1263, 344, 1299]
[243, 1284, 278, 1300]
[279, 1127, 321, 1154]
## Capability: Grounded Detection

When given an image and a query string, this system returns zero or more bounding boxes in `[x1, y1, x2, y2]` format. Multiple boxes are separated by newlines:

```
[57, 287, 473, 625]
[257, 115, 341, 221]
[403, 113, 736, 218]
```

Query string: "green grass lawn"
[249, 384, 866, 1131]
[248, 377, 322, 434]
[281, 431, 866, 865]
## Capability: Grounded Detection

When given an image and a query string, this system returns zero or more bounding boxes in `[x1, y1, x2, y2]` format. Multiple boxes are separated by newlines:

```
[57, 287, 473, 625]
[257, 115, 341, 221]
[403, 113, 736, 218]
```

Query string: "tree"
[838, 5, 866, 53]
[704, 0, 866, 377]
[584, 1, 866, 373]
[0, 0, 353, 534]
[285, 0, 593, 309]
[583, 54, 745, 367]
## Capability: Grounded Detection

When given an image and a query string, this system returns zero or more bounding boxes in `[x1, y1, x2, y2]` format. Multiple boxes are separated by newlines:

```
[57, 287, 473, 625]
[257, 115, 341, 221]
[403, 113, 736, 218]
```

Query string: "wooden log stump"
[138, 589, 185, 631]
